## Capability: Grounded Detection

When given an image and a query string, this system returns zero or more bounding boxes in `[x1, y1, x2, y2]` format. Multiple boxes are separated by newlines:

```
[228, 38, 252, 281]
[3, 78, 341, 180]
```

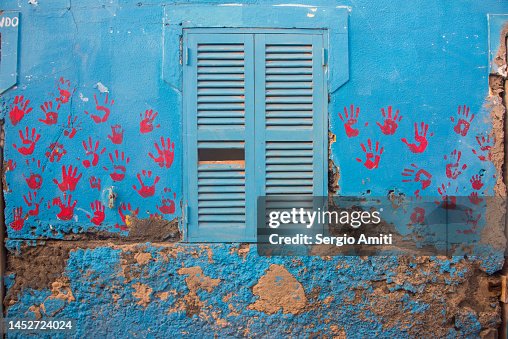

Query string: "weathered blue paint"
[1, 0, 507, 337]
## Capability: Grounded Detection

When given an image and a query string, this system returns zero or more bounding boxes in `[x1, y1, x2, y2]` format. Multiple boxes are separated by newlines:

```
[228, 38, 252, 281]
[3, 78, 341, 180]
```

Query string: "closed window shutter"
[184, 33, 256, 241]
[255, 34, 326, 200]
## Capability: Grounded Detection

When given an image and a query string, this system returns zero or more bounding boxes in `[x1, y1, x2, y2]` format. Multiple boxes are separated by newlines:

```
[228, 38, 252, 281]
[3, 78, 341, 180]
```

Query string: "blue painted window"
[183, 29, 327, 242]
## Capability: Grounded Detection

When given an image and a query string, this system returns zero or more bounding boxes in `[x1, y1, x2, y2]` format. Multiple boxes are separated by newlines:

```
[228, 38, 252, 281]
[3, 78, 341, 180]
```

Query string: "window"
[183, 29, 327, 242]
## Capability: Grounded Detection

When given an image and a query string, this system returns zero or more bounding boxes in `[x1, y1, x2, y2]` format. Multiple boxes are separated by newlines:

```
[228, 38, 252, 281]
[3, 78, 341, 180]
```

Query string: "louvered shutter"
[255, 34, 326, 201]
[184, 33, 256, 241]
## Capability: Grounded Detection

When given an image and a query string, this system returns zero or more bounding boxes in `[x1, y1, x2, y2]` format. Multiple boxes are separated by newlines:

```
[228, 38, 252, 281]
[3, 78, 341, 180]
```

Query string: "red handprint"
[53, 165, 82, 191]
[62, 115, 81, 139]
[56, 77, 72, 108]
[410, 207, 425, 224]
[81, 137, 106, 168]
[116, 202, 139, 230]
[444, 149, 467, 179]
[5, 159, 16, 172]
[104, 150, 130, 181]
[133, 170, 160, 198]
[401, 164, 432, 190]
[52, 193, 77, 221]
[13, 127, 41, 156]
[39, 101, 59, 125]
[376, 106, 402, 135]
[149, 137, 175, 168]
[468, 192, 484, 205]
[107, 125, 124, 144]
[23, 158, 44, 190]
[460, 208, 481, 234]
[401, 122, 430, 153]
[23, 191, 43, 217]
[9, 95, 32, 126]
[140, 109, 160, 134]
[88, 200, 105, 225]
[45, 142, 67, 162]
[355, 139, 384, 170]
[89, 176, 101, 190]
[451, 105, 474, 137]
[437, 183, 456, 209]
[338, 105, 360, 138]
[470, 175, 484, 190]
[472, 135, 493, 161]
[10, 207, 25, 231]
[85, 93, 114, 123]
[157, 188, 176, 214]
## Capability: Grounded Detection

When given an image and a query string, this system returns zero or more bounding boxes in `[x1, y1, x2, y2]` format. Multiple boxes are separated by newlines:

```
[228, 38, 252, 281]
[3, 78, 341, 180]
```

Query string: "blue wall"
[1, 1, 507, 337]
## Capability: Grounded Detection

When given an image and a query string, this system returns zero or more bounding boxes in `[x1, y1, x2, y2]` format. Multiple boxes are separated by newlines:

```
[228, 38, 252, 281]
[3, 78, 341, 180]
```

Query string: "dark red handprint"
[437, 183, 456, 209]
[451, 105, 474, 137]
[444, 149, 467, 179]
[157, 188, 176, 214]
[140, 109, 160, 134]
[52, 193, 76, 220]
[9, 95, 32, 126]
[39, 101, 59, 125]
[410, 207, 425, 224]
[85, 93, 114, 123]
[10, 207, 25, 231]
[87, 200, 105, 225]
[45, 142, 67, 162]
[472, 135, 493, 161]
[376, 106, 402, 135]
[401, 122, 430, 153]
[53, 165, 82, 191]
[116, 202, 139, 230]
[468, 192, 483, 205]
[338, 105, 360, 138]
[62, 115, 81, 139]
[149, 137, 175, 168]
[23, 158, 44, 190]
[460, 208, 481, 234]
[56, 77, 72, 108]
[470, 175, 484, 190]
[13, 127, 41, 156]
[133, 170, 160, 198]
[5, 159, 16, 172]
[401, 164, 432, 190]
[104, 150, 130, 181]
[23, 191, 43, 217]
[81, 137, 106, 168]
[356, 139, 384, 170]
[89, 176, 101, 191]
[107, 125, 124, 144]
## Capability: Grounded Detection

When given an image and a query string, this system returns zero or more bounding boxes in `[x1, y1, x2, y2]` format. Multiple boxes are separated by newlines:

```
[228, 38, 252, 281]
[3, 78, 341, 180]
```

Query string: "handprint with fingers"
[23, 191, 43, 217]
[133, 170, 160, 198]
[9, 95, 32, 126]
[62, 115, 81, 139]
[356, 139, 384, 170]
[451, 105, 474, 137]
[89, 176, 101, 191]
[45, 142, 67, 162]
[52, 193, 77, 220]
[104, 150, 130, 181]
[107, 125, 124, 144]
[470, 174, 484, 190]
[55, 77, 73, 108]
[149, 137, 175, 168]
[81, 137, 106, 168]
[338, 105, 360, 138]
[53, 165, 82, 191]
[140, 109, 160, 134]
[39, 101, 59, 125]
[157, 188, 176, 215]
[10, 207, 25, 231]
[87, 200, 105, 225]
[85, 93, 114, 123]
[472, 135, 493, 162]
[376, 106, 402, 135]
[13, 127, 41, 156]
[23, 158, 45, 190]
[116, 202, 139, 230]
[437, 183, 456, 209]
[444, 149, 467, 179]
[401, 122, 430, 153]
